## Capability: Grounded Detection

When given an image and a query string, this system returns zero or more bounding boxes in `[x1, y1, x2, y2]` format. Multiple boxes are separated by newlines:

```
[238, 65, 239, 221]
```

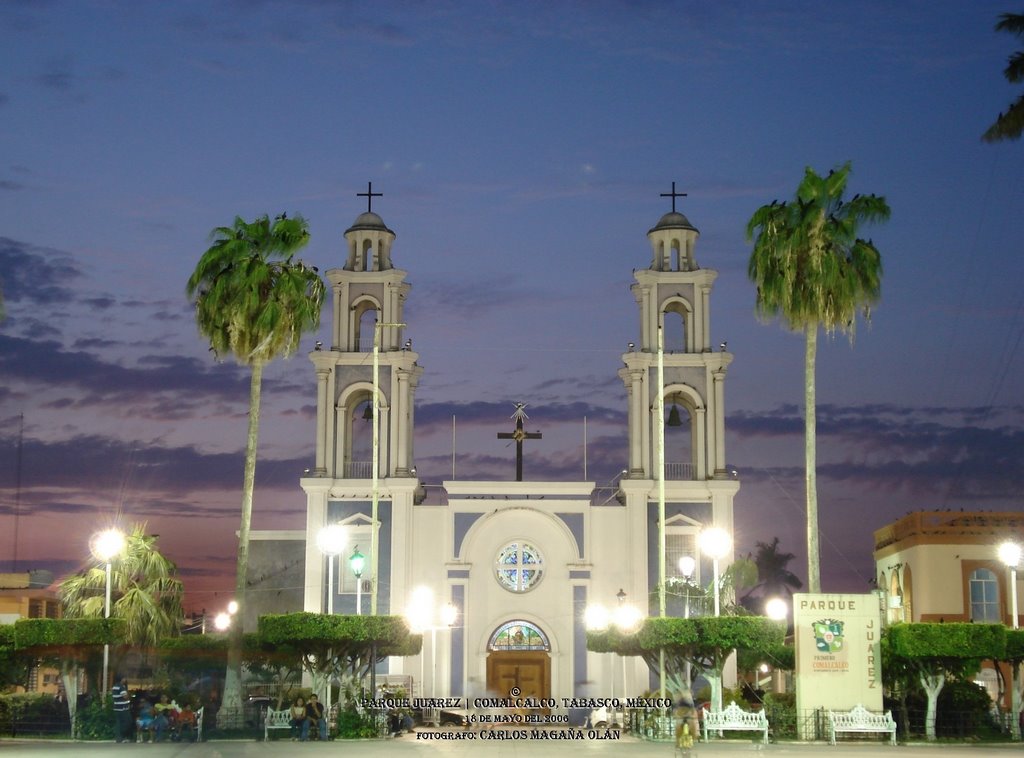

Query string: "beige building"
[873, 510, 1024, 705]
[0, 571, 62, 694]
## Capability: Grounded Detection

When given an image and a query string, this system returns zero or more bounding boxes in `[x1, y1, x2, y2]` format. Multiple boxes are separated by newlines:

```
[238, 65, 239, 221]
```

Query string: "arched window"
[494, 542, 544, 593]
[969, 568, 1000, 622]
[488, 620, 550, 651]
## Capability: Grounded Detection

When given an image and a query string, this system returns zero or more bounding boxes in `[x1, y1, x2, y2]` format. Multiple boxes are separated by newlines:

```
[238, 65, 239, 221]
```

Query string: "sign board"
[793, 593, 883, 737]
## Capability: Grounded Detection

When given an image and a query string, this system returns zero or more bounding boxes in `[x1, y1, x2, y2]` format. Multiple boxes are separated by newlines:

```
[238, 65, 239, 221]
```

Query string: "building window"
[969, 568, 1000, 622]
[488, 620, 550, 651]
[495, 542, 543, 593]
[667, 532, 698, 581]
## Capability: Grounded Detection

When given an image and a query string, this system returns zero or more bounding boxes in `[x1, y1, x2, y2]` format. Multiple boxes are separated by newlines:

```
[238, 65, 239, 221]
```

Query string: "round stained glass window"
[495, 541, 544, 592]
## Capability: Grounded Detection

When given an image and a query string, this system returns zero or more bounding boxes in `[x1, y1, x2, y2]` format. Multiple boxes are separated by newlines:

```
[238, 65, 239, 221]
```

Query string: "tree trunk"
[921, 672, 945, 741]
[804, 322, 820, 593]
[221, 360, 264, 728]
[1012, 661, 1022, 741]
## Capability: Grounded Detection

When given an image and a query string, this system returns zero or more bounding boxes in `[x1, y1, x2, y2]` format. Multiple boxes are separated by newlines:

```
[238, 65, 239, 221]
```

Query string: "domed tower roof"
[346, 210, 395, 236]
[648, 210, 698, 236]
[342, 183, 397, 272]
[647, 182, 700, 272]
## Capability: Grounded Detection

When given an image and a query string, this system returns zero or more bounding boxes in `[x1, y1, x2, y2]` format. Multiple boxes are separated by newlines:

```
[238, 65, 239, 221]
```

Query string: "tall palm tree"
[747, 537, 802, 604]
[746, 163, 890, 593]
[186, 213, 324, 725]
[983, 12, 1024, 142]
[59, 524, 184, 646]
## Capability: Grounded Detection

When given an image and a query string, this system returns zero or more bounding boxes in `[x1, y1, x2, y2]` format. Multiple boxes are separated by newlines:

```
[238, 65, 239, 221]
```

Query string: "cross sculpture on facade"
[497, 402, 542, 482]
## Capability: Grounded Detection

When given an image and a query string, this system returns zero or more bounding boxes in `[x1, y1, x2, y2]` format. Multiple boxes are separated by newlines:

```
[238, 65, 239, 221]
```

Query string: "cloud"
[36, 56, 76, 91]
[733, 403, 1024, 503]
[0, 432, 310, 497]
[0, 179, 24, 191]
[0, 237, 82, 305]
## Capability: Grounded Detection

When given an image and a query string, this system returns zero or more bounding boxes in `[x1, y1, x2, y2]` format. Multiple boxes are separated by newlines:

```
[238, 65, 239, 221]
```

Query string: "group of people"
[288, 694, 328, 741]
[111, 677, 198, 744]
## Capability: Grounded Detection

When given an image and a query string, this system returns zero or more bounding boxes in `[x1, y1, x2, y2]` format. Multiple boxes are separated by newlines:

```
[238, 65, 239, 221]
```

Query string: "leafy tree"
[746, 163, 890, 592]
[258, 613, 421, 716]
[588, 616, 784, 714]
[59, 524, 184, 648]
[1003, 629, 1024, 739]
[982, 13, 1024, 142]
[0, 625, 34, 692]
[10, 618, 124, 735]
[742, 537, 802, 612]
[886, 622, 1005, 740]
[186, 213, 325, 725]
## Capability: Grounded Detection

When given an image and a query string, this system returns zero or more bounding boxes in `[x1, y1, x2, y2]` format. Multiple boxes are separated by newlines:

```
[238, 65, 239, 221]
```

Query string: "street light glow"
[613, 603, 643, 632]
[699, 527, 731, 559]
[214, 612, 231, 631]
[584, 603, 610, 631]
[440, 602, 458, 627]
[91, 528, 126, 563]
[316, 523, 348, 556]
[678, 555, 696, 579]
[765, 597, 788, 621]
[999, 541, 1021, 568]
[226, 600, 238, 615]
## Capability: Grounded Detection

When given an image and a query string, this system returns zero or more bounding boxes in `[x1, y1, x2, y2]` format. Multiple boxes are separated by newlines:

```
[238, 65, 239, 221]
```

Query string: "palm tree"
[59, 524, 184, 646]
[983, 13, 1024, 142]
[744, 538, 802, 610]
[186, 213, 324, 726]
[746, 163, 890, 593]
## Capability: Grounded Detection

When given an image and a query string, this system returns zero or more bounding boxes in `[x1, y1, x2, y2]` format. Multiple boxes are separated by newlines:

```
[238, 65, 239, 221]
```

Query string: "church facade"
[288, 193, 739, 702]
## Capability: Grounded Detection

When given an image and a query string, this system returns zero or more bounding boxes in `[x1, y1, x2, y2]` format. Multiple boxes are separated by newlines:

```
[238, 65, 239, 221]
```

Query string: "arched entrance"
[485, 621, 551, 701]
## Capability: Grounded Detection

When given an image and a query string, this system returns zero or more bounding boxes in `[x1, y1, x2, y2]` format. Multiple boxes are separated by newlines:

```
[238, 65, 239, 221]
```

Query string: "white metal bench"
[701, 702, 769, 744]
[264, 708, 293, 741]
[828, 704, 896, 746]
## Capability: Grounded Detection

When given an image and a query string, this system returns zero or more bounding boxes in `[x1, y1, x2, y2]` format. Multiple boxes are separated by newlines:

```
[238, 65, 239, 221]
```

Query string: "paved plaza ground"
[0, 734, 1020, 758]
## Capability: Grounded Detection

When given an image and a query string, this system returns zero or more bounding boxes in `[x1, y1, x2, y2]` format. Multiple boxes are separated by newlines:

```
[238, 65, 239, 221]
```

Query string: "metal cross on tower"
[497, 402, 542, 482]
[357, 181, 383, 213]
[660, 181, 687, 213]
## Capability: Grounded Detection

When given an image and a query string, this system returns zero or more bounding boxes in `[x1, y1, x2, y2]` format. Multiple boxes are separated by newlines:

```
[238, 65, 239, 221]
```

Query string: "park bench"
[828, 704, 896, 746]
[263, 708, 293, 741]
[701, 702, 769, 744]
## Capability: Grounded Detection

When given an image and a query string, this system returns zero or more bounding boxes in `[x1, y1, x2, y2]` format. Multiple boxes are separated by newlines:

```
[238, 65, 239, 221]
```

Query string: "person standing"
[111, 676, 132, 743]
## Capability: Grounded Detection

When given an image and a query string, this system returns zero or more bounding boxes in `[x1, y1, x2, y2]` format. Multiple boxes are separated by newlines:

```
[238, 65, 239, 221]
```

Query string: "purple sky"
[1, 1, 1022, 612]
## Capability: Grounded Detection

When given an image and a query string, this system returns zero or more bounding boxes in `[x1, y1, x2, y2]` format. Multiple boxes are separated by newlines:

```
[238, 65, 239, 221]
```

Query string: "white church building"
[259, 190, 739, 703]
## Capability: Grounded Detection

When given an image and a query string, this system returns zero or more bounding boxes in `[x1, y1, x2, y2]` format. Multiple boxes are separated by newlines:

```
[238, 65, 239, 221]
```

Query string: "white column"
[334, 405, 348, 477]
[712, 368, 727, 476]
[395, 370, 410, 475]
[694, 407, 707, 480]
[314, 368, 330, 475]
[700, 285, 711, 352]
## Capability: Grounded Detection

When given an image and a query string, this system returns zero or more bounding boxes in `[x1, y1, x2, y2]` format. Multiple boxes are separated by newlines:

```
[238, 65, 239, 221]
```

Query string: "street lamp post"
[678, 556, 696, 619]
[91, 528, 126, 698]
[435, 602, 458, 697]
[678, 556, 696, 690]
[316, 524, 348, 616]
[999, 542, 1021, 630]
[350, 547, 365, 615]
[699, 527, 731, 617]
[370, 320, 405, 616]
[999, 541, 1022, 741]
[613, 592, 642, 729]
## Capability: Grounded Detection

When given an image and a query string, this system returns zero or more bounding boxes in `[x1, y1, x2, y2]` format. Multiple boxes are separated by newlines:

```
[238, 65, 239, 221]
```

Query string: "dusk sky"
[1, 1, 1022, 613]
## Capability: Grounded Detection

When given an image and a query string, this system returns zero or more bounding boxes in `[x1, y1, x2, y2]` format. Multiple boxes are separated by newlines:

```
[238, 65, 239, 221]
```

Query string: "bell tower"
[309, 186, 422, 480]
[619, 185, 734, 482]
[617, 184, 739, 602]
[302, 185, 423, 616]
